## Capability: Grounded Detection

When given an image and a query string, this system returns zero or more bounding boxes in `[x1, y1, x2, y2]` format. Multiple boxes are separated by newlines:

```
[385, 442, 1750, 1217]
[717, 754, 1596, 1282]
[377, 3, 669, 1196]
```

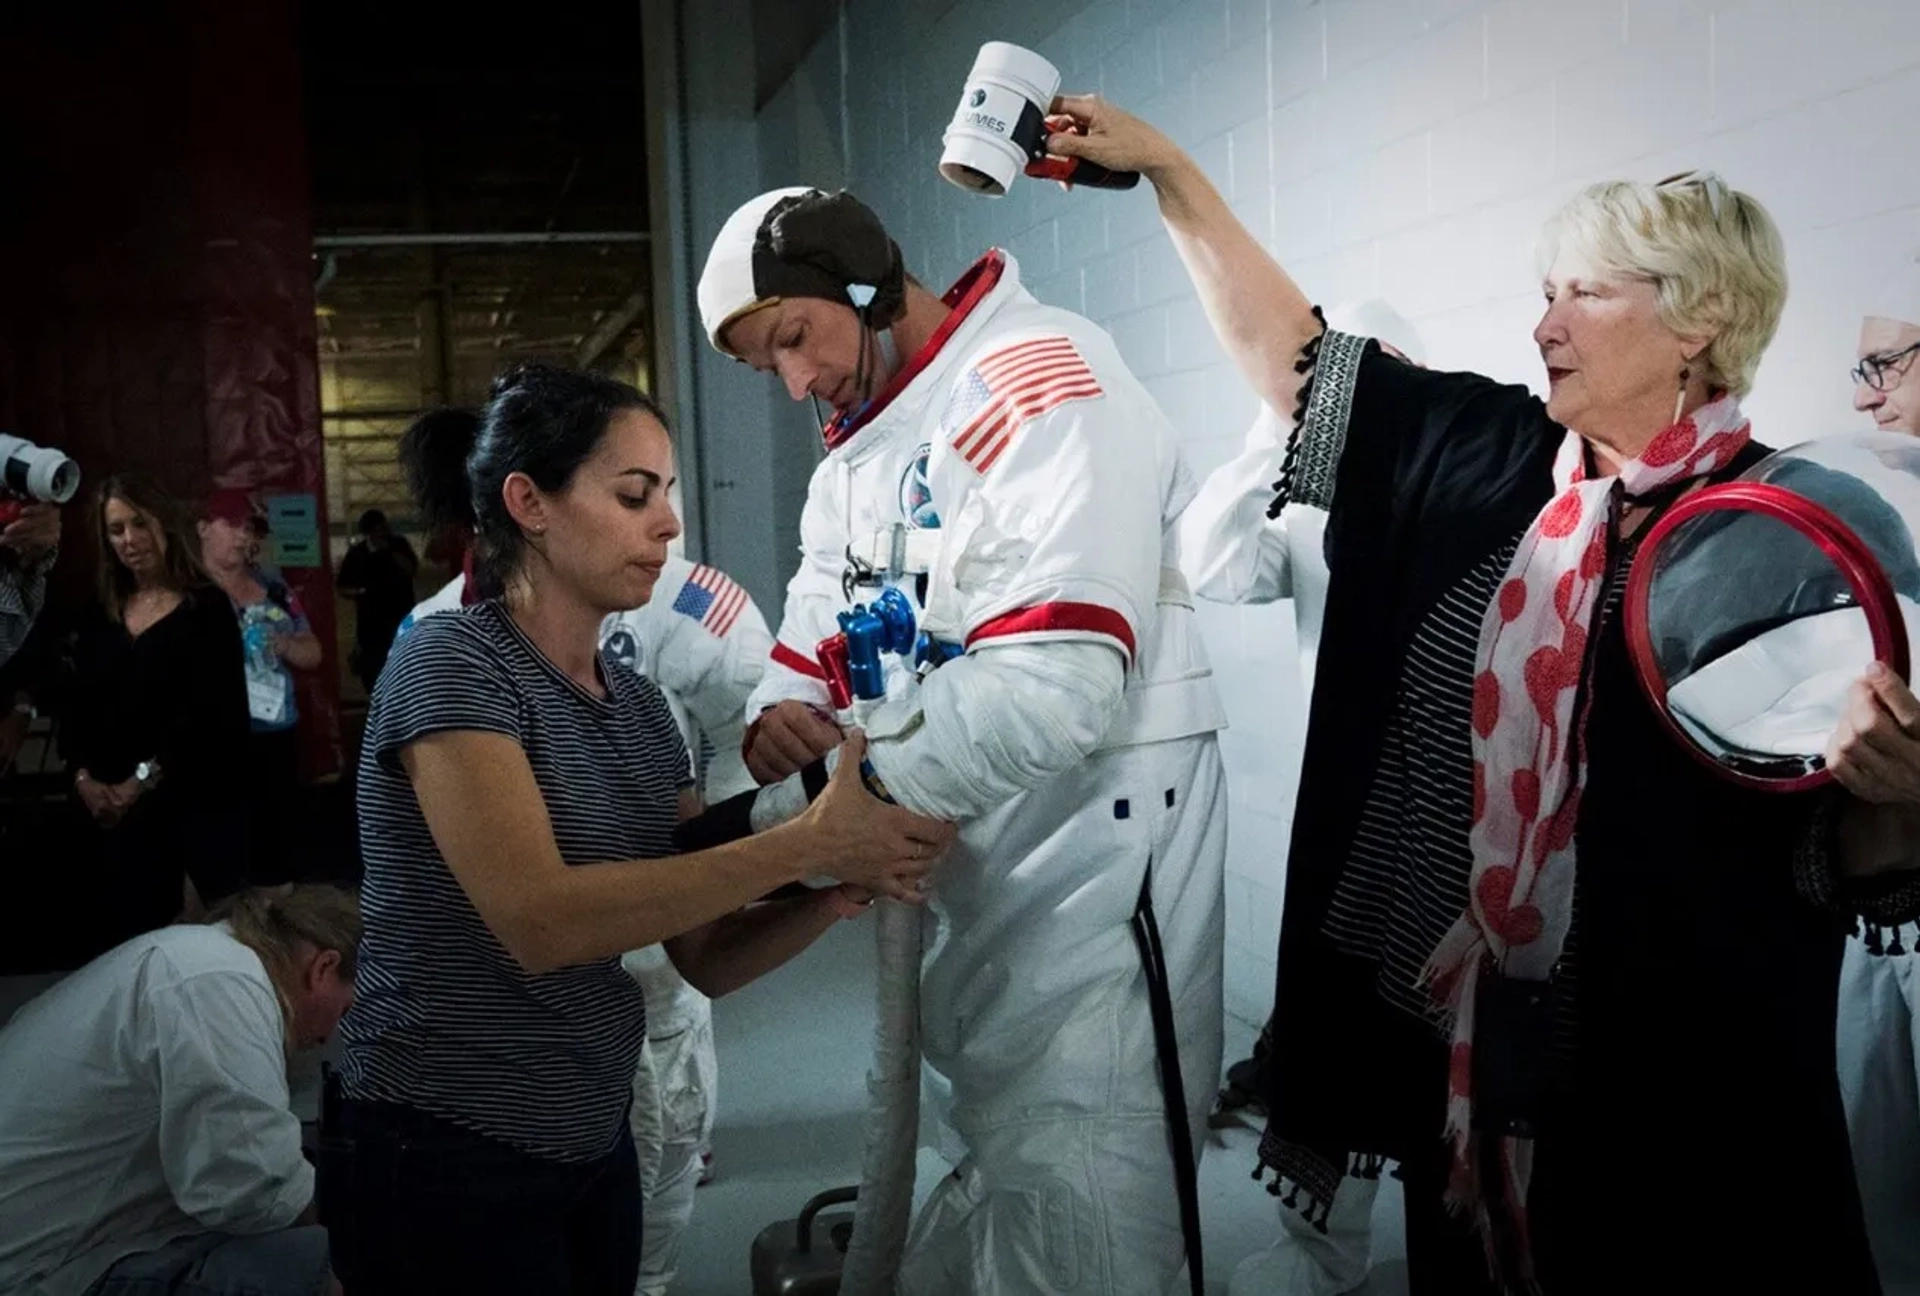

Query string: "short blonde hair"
[1539, 172, 1788, 398]
[209, 885, 362, 985]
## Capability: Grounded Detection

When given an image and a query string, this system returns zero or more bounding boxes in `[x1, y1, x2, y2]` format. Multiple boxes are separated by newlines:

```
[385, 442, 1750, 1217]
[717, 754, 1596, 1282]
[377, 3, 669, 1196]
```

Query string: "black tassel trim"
[1891, 926, 1909, 957]
[1255, 1148, 1390, 1237]
[1256, 1167, 1334, 1233]
[1867, 924, 1888, 956]
[1266, 306, 1329, 521]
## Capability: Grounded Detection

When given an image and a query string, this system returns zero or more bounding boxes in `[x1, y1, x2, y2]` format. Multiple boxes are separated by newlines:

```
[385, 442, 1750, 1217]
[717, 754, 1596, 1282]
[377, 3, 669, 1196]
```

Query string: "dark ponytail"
[455, 364, 669, 593]
[399, 408, 482, 538]
[399, 406, 490, 595]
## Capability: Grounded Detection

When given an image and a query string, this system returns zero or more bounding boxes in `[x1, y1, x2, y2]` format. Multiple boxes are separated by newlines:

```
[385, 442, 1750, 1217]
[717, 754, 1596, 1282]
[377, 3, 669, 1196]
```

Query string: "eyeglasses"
[1656, 169, 1729, 222]
[1853, 341, 1920, 392]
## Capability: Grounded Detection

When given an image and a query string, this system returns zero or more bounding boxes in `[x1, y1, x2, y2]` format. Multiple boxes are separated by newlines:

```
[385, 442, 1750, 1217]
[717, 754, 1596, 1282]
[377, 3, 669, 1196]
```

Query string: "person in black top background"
[334, 508, 417, 695]
[63, 473, 250, 935]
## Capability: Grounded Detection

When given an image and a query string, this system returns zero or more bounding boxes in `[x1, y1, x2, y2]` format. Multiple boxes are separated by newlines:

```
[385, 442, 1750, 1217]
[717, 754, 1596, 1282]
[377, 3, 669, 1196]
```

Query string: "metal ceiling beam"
[575, 286, 650, 369]
[315, 231, 649, 249]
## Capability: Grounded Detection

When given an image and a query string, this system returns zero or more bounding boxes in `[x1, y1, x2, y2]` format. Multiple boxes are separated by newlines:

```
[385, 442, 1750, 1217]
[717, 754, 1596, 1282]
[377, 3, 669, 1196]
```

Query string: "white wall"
[676, 0, 1920, 1028]
[642, 0, 793, 613]
[754, 22, 858, 553]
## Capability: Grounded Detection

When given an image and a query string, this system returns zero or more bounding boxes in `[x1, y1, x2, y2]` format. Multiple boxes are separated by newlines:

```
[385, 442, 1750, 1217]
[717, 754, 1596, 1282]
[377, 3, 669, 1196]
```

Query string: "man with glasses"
[1838, 253, 1920, 1296]
[1854, 273, 1920, 435]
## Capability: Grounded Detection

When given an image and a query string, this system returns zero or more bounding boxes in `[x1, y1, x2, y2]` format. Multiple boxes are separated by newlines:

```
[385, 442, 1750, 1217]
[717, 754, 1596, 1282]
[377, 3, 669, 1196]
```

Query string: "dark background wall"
[0, 2, 341, 776]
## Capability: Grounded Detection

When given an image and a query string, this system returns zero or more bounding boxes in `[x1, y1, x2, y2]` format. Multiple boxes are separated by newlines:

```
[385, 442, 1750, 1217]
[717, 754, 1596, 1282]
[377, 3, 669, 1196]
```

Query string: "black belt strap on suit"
[1132, 863, 1205, 1296]
[671, 758, 831, 854]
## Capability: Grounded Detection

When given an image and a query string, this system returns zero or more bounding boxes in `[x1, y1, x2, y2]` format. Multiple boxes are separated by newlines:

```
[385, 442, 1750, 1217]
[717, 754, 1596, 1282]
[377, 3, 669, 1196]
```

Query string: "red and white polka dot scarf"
[1422, 394, 1751, 1277]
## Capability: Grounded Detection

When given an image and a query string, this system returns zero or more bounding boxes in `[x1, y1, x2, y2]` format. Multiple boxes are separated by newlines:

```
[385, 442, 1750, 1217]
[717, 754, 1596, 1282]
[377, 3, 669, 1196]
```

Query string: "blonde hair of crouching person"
[0, 885, 359, 1296]
[318, 364, 952, 1296]
[1049, 96, 1920, 1293]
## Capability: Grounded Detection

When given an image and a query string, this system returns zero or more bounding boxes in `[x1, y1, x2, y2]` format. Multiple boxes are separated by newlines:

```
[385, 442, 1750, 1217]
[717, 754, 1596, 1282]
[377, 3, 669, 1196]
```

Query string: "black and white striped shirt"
[342, 599, 690, 1163]
[1324, 532, 1608, 1054]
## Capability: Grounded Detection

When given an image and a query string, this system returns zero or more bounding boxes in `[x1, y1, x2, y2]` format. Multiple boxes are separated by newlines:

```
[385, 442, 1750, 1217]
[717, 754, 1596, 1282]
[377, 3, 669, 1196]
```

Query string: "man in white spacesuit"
[697, 186, 1228, 1294]
[1179, 302, 1425, 1296]
[393, 553, 772, 1296]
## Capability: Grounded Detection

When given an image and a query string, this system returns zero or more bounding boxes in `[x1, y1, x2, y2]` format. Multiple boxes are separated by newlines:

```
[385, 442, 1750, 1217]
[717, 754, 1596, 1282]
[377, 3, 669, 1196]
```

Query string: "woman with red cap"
[200, 487, 324, 884]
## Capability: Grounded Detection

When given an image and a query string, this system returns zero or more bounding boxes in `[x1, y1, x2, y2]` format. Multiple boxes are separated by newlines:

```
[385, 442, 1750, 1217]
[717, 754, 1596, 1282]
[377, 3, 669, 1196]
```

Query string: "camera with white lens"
[939, 42, 1140, 196]
[0, 434, 81, 527]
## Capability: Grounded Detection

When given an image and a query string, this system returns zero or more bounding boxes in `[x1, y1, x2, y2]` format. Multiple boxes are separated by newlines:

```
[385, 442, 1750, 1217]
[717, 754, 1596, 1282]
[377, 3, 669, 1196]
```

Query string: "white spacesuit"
[394, 554, 772, 1296]
[1179, 301, 1425, 1296]
[1836, 267, 1920, 1296]
[1180, 401, 1331, 691]
[700, 187, 1228, 1294]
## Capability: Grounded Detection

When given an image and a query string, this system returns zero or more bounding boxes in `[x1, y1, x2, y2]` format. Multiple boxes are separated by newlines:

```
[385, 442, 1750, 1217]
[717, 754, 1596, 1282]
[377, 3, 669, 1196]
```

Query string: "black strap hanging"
[1131, 863, 1206, 1296]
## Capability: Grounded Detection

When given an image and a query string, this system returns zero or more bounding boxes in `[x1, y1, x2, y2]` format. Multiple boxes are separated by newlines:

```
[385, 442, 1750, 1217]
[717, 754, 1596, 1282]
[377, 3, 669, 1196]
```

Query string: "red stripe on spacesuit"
[966, 602, 1136, 662]
[770, 640, 825, 679]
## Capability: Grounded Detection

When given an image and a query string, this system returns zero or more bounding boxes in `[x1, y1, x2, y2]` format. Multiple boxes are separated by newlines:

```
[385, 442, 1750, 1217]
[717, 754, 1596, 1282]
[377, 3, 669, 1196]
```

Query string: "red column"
[0, 2, 341, 776]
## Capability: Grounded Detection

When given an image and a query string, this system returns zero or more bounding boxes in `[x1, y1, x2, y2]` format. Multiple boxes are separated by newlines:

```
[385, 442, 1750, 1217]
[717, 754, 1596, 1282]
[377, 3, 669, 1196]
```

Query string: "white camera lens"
[0, 434, 80, 504]
[939, 42, 1062, 197]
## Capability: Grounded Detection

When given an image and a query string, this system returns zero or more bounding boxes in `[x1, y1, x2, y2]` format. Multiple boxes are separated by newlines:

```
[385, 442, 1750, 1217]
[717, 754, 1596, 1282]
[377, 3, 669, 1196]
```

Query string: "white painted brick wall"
[680, 0, 1920, 1031]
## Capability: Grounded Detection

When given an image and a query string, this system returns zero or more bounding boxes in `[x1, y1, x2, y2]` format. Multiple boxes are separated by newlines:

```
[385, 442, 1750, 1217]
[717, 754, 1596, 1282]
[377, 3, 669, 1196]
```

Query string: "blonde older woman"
[1048, 102, 1920, 1294]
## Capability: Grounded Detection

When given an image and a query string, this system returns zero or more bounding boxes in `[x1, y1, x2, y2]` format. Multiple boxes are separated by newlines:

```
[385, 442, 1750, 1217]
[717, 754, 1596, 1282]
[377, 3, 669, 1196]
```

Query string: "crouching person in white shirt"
[0, 885, 360, 1296]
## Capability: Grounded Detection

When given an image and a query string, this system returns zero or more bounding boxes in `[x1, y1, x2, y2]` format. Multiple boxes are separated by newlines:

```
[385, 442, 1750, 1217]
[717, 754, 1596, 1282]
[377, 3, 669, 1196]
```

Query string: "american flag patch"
[943, 336, 1103, 474]
[671, 564, 748, 636]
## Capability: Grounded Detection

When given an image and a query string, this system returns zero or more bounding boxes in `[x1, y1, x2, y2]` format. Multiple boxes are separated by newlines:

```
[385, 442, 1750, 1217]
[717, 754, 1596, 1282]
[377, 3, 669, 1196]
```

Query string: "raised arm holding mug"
[1046, 95, 1920, 1293]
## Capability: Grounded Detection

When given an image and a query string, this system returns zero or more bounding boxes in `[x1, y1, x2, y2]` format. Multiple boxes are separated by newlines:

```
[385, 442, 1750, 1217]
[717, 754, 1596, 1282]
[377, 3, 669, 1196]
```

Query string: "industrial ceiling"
[301, 0, 653, 534]
[303, 1, 651, 383]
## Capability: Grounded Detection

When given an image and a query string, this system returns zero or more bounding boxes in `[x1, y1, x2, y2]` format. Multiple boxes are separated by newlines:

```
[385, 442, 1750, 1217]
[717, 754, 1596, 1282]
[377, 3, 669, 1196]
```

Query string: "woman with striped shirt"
[318, 365, 952, 1296]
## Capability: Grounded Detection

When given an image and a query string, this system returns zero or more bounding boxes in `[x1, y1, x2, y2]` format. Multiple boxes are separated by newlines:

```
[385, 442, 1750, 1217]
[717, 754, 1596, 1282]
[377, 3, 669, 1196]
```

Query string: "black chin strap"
[852, 305, 875, 407]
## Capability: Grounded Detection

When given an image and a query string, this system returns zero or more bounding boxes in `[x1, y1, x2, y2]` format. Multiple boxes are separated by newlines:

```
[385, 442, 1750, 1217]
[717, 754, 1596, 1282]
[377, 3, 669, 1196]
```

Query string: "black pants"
[1401, 1133, 1502, 1296]
[318, 1097, 641, 1296]
[353, 636, 391, 697]
[243, 727, 301, 885]
[98, 787, 247, 935]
